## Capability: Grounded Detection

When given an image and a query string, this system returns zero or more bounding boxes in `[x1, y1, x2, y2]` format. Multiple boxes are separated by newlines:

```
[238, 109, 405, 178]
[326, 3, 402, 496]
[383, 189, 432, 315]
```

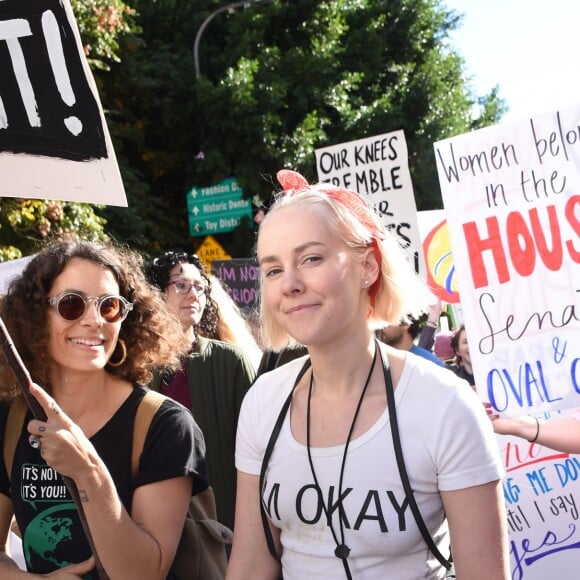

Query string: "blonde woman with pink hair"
[227, 171, 509, 580]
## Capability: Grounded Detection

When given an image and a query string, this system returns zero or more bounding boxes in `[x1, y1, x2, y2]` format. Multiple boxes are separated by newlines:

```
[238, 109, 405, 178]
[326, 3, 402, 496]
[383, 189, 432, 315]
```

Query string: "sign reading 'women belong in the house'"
[434, 104, 580, 579]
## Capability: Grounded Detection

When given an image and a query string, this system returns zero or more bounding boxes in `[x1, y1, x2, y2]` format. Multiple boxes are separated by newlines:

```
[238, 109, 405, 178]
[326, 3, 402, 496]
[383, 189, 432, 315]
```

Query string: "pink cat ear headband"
[276, 169, 386, 242]
[276, 169, 309, 192]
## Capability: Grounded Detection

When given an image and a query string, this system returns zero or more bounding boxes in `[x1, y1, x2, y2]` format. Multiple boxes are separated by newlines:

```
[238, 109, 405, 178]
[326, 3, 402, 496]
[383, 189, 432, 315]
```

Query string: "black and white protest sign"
[0, 0, 106, 160]
[0, 0, 126, 206]
[315, 131, 425, 276]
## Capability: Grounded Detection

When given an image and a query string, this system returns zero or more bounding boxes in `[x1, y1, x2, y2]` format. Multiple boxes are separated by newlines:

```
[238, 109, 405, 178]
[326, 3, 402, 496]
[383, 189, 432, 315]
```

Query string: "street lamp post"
[193, 0, 275, 80]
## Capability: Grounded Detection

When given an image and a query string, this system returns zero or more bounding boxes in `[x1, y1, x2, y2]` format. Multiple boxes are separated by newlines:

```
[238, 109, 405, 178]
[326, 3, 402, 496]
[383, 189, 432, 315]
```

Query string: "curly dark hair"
[0, 240, 186, 400]
[145, 251, 220, 340]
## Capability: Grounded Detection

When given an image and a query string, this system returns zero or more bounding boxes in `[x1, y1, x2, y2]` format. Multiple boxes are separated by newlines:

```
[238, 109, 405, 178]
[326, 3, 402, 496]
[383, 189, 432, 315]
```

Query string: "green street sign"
[186, 178, 253, 236]
[186, 177, 242, 210]
[188, 206, 252, 236]
[188, 195, 251, 220]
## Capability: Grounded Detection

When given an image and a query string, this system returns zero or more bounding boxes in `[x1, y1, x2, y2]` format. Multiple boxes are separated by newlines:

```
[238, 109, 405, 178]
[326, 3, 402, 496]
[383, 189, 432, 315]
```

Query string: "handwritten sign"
[435, 106, 580, 579]
[212, 258, 259, 311]
[0, 0, 126, 205]
[315, 131, 425, 276]
[496, 408, 580, 579]
[434, 105, 580, 418]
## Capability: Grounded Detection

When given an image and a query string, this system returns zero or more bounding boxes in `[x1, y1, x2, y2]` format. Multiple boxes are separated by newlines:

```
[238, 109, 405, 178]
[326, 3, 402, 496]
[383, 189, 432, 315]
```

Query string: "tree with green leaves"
[1, 0, 506, 260]
[99, 0, 505, 258]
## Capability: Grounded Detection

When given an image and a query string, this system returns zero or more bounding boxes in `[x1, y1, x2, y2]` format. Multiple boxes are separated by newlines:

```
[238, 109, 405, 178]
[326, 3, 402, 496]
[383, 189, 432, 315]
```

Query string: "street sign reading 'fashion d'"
[187, 177, 253, 236]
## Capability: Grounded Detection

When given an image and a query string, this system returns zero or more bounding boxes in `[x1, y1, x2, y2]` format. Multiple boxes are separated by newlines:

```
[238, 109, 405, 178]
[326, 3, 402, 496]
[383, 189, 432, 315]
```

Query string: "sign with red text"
[0, 0, 126, 205]
[435, 106, 580, 579]
[496, 408, 580, 580]
[435, 105, 580, 417]
[315, 131, 425, 276]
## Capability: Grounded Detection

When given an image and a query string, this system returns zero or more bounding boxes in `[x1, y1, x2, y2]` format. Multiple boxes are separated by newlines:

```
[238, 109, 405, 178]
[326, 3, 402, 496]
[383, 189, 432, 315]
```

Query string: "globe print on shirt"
[23, 502, 77, 568]
[16, 459, 94, 577]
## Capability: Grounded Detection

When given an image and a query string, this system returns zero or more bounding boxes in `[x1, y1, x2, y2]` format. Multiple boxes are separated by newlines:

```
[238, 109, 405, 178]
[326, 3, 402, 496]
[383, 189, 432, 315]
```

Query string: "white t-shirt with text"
[236, 346, 503, 579]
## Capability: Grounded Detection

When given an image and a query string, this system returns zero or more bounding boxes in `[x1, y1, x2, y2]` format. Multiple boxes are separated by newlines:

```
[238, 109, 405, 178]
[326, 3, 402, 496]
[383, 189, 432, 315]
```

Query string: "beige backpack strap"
[3, 398, 28, 482]
[131, 390, 166, 480]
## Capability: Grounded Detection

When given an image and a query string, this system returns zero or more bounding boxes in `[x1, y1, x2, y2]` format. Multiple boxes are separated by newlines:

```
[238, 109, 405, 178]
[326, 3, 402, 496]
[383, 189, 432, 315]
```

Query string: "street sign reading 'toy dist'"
[187, 177, 253, 236]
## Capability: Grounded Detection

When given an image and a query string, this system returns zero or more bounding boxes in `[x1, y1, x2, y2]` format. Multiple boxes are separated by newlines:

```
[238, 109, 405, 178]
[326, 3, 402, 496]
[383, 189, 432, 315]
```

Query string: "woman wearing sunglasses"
[146, 252, 256, 532]
[0, 240, 206, 579]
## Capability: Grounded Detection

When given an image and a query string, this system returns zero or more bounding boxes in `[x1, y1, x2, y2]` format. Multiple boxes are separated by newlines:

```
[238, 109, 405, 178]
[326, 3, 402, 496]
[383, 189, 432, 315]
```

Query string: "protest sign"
[0, 254, 33, 294]
[315, 131, 425, 276]
[0, 0, 126, 205]
[497, 408, 580, 580]
[417, 210, 460, 304]
[212, 258, 259, 311]
[435, 105, 580, 417]
[435, 104, 580, 578]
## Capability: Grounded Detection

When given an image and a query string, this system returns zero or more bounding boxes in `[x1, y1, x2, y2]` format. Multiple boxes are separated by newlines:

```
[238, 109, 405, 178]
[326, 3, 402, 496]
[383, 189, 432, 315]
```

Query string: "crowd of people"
[2, 168, 573, 578]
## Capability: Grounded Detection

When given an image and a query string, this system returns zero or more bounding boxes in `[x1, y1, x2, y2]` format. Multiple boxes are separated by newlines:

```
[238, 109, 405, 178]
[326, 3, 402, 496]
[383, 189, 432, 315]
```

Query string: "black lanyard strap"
[380, 344, 452, 570]
[259, 358, 311, 561]
[259, 345, 452, 573]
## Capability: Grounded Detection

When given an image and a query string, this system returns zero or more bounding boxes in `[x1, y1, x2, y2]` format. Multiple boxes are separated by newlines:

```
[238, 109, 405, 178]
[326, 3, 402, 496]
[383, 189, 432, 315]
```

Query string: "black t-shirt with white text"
[0, 386, 207, 578]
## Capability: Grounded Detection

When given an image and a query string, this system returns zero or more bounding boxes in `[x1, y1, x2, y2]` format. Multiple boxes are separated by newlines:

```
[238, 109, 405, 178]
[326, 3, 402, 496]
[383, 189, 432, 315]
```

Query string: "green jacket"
[150, 337, 256, 530]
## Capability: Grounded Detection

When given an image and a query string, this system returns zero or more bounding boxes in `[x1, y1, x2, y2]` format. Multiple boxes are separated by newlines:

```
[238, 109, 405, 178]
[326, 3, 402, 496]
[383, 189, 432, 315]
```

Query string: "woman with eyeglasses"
[0, 240, 206, 579]
[146, 251, 256, 532]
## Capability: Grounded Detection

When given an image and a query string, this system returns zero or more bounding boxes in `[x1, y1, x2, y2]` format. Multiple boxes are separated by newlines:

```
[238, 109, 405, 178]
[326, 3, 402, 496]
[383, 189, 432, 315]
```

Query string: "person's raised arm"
[417, 299, 442, 350]
[489, 408, 580, 454]
[26, 384, 190, 580]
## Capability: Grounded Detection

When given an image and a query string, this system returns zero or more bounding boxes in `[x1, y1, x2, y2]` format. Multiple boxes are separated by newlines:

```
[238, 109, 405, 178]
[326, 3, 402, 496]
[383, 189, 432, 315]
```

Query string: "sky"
[443, 0, 580, 122]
